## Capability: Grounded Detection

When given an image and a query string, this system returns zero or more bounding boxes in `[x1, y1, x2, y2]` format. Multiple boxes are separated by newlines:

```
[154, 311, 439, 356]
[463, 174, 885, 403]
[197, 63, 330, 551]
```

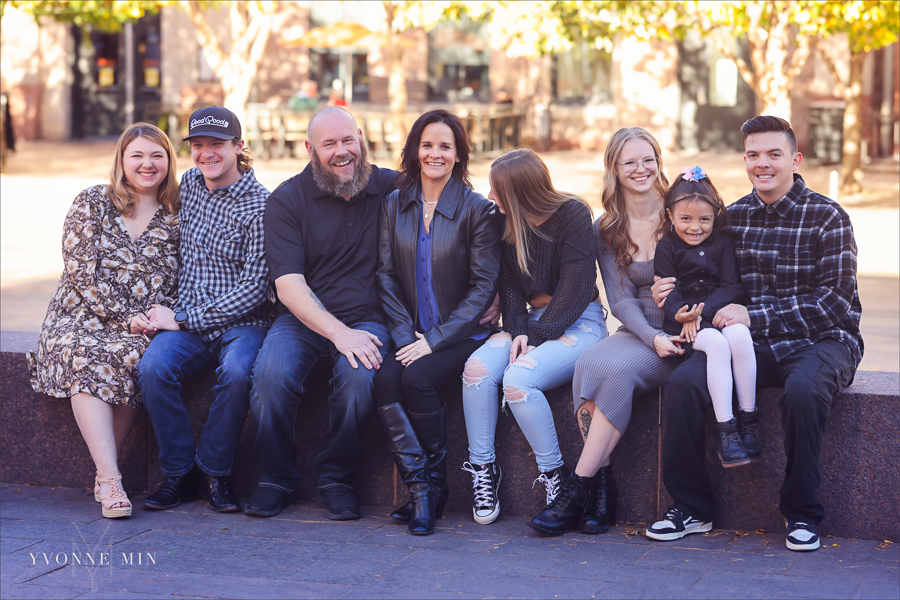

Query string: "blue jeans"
[138, 326, 268, 477]
[462, 303, 608, 472]
[249, 312, 390, 493]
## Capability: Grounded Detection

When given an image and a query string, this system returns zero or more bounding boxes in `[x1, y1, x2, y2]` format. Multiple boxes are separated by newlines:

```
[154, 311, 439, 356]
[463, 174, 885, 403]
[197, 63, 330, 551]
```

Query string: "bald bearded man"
[245, 107, 398, 519]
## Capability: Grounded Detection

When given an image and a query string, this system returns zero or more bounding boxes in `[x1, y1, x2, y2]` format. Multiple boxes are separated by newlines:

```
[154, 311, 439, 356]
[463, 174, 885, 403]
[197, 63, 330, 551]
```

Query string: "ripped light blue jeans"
[462, 302, 608, 472]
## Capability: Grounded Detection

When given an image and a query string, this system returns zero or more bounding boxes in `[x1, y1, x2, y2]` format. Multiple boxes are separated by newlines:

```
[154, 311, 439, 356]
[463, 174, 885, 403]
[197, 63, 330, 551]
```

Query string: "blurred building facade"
[1, 1, 897, 156]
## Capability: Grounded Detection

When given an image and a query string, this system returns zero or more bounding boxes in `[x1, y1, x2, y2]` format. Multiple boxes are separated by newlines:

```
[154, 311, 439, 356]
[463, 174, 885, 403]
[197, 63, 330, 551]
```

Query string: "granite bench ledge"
[2, 330, 897, 541]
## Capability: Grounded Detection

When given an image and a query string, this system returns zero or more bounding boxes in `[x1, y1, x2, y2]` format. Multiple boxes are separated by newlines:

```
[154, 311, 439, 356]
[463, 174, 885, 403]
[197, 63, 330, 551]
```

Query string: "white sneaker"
[646, 507, 712, 541]
[462, 462, 501, 525]
[785, 520, 820, 551]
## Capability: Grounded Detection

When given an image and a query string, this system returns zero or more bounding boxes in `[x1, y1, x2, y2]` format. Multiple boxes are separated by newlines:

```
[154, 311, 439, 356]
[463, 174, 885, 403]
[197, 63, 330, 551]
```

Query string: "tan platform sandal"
[94, 474, 101, 502]
[96, 475, 132, 518]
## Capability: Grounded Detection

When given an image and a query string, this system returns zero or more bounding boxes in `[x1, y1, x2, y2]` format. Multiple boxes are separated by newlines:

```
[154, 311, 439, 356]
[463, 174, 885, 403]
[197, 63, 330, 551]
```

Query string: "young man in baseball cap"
[140, 105, 272, 513]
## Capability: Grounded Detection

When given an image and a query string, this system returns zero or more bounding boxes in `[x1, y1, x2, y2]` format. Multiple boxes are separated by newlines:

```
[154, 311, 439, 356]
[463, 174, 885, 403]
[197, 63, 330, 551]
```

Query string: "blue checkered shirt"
[728, 174, 863, 364]
[175, 168, 272, 341]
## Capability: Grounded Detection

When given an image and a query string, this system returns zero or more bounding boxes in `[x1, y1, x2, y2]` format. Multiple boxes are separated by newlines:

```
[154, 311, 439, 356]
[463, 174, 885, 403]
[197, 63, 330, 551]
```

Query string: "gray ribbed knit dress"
[571, 220, 683, 433]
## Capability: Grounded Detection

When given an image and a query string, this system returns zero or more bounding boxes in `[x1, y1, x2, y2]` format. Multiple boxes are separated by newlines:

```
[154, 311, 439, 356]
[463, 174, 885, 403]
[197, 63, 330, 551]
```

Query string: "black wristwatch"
[175, 311, 188, 331]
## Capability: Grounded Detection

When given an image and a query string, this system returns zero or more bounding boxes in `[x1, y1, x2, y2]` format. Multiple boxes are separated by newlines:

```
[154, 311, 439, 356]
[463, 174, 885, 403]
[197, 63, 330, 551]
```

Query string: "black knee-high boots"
[389, 406, 449, 524]
[378, 403, 436, 535]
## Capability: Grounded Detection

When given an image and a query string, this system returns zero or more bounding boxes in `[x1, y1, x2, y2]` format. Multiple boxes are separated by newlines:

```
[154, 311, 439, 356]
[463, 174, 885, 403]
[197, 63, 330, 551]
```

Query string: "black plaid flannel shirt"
[728, 174, 863, 365]
[175, 168, 272, 341]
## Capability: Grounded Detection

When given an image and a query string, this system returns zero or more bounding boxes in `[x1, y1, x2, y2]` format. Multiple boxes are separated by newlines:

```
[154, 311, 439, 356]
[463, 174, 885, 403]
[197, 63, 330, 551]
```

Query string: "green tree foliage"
[0, 1, 164, 30]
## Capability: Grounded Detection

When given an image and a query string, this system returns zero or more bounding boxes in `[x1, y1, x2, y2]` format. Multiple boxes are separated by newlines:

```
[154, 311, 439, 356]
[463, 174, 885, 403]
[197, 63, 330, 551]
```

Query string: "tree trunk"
[382, 1, 407, 165]
[839, 51, 866, 195]
[223, 84, 250, 140]
[180, 1, 276, 143]
[387, 35, 407, 157]
[755, 87, 792, 121]
[753, 4, 792, 121]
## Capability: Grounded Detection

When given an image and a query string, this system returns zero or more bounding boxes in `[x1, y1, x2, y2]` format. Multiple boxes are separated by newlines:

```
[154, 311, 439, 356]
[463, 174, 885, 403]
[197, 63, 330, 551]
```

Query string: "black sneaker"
[532, 465, 572, 507]
[462, 461, 501, 524]
[785, 520, 820, 551]
[646, 507, 712, 541]
[317, 485, 361, 521]
[245, 487, 293, 518]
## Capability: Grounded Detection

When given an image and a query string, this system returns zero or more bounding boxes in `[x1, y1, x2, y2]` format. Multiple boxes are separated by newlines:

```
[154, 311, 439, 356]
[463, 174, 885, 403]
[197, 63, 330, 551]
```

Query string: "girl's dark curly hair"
[398, 109, 471, 195]
[660, 172, 730, 239]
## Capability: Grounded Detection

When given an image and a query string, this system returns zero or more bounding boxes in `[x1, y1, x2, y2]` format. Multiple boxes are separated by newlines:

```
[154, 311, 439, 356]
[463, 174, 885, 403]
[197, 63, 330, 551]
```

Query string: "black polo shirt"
[265, 163, 398, 324]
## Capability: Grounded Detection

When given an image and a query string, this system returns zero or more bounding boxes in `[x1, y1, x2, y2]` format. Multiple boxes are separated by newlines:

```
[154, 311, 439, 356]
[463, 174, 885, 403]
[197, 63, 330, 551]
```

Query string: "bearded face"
[310, 133, 372, 199]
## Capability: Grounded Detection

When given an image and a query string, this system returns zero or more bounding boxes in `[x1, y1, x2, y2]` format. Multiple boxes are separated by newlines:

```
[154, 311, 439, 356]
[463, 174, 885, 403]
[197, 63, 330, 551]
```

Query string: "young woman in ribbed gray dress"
[531, 127, 686, 536]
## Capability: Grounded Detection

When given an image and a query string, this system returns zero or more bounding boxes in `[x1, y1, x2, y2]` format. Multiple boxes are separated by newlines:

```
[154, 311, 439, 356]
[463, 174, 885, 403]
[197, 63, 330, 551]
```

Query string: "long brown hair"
[108, 122, 179, 216]
[596, 127, 668, 274]
[490, 148, 590, 277]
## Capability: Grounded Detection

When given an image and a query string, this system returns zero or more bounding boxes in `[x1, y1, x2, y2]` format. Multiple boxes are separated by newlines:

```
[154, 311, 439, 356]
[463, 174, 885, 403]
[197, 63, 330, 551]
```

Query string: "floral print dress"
[27, 185, 180, 407]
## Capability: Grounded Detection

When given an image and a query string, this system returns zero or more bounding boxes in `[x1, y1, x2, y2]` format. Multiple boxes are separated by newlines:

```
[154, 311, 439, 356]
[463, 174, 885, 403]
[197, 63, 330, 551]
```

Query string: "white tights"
[692, 324, 757, 423]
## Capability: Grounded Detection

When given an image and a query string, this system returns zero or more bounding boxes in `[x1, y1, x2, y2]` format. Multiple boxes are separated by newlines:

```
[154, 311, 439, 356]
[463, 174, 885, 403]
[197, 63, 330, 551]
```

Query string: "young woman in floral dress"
[27, 123, 180, 518]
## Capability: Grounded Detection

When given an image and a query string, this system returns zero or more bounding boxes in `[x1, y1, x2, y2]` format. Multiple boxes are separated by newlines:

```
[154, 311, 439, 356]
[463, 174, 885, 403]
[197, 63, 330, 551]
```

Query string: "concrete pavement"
[1, 483, 898, 599]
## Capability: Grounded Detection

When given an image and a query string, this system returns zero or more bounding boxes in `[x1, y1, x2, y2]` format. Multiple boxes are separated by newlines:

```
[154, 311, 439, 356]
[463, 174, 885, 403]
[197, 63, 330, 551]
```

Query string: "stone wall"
[2, 330, 897, 541]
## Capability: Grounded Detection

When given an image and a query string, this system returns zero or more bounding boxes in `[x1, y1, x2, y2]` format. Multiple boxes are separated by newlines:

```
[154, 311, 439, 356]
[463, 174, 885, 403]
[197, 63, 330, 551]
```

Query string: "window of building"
[138, 31, 161, 89]
[551, 40, 611, 104]
[91, 31, 120, 88]
[428, 16, 490, 103]
[708, 47, 739, 107]
[309, 50, 369, 103]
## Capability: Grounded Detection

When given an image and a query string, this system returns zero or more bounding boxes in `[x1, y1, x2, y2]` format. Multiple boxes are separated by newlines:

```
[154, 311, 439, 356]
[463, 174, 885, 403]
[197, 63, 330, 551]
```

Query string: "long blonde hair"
[490, 149, 590, 277]
[596, 127, 668, 274]
[108, 123, 180, 217]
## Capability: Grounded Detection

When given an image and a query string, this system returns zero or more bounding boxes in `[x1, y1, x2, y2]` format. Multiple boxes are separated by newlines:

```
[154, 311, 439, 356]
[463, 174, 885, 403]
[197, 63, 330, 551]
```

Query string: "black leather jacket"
[377, 177, 501, 352]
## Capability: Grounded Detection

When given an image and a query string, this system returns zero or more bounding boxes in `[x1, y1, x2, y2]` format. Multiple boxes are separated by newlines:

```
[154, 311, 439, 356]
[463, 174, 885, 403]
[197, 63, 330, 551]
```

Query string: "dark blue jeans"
[138, 326, 268, 477]
[661, 338, 856, 524]
[249, 312, 390, 494]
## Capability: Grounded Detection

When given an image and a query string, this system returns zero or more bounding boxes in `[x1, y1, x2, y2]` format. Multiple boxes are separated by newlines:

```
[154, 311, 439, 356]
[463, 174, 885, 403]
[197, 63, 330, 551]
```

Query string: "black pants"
[661, 338, 856, 524]
[374, 337, 484, 413]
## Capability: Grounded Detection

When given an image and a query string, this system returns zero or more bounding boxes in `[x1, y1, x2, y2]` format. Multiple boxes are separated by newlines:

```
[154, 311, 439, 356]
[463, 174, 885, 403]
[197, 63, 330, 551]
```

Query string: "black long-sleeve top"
[500, 200, 599, 346]
[654, 232, 745, 337]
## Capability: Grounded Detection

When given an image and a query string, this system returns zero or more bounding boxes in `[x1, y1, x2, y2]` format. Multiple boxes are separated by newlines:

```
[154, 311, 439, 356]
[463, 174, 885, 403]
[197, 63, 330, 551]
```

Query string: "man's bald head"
[307, 106, 359, 146]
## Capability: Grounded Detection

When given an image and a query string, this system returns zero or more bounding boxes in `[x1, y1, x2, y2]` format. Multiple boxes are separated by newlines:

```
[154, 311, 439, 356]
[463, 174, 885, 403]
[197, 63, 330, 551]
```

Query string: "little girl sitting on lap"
[654, 166, 760, 467]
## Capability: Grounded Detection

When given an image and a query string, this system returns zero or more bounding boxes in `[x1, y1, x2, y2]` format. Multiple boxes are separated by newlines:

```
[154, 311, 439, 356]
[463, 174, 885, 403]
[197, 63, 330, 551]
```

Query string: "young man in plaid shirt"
[139, 106, 271, 514]
[649, 116, 863, 551]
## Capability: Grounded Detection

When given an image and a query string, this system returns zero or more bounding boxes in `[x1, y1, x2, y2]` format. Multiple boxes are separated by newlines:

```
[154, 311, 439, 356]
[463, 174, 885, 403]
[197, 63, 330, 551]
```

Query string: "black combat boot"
[530, 472, 590, 537]
[714, 418, 751, 468]
[737, 408, 762, 462]
[579, 465, 617, 534]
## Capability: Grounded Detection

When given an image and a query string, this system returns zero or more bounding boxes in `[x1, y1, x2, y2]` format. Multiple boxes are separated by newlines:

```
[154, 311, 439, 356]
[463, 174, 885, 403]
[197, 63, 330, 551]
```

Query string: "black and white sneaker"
[462, 462, 501, 524]
[785, 520, 820, 551]
[533, 465, 572, 506]
[646, 507, 712, 541]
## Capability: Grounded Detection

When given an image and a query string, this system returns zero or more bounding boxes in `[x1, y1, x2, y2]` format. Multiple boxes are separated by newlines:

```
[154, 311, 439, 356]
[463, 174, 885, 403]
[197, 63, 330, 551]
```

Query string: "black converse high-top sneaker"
[462, 462, 501, 525]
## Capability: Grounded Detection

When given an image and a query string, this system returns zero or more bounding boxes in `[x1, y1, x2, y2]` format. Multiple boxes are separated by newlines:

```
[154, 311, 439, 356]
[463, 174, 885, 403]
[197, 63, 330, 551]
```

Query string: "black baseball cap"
[183, 106, 241, 141]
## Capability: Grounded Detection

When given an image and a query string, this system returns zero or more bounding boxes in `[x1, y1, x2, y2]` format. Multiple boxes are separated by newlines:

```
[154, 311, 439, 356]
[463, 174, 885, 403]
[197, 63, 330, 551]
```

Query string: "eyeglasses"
[617, 157, 660, 174]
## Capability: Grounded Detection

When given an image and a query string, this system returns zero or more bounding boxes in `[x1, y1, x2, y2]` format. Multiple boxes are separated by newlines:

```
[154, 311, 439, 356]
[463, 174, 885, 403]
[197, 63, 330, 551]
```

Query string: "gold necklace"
[627, 211, 656, 222]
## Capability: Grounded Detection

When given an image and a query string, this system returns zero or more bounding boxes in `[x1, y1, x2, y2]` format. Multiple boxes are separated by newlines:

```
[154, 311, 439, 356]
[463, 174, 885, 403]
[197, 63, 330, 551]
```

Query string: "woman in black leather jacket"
[374, 109, 501, 535]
